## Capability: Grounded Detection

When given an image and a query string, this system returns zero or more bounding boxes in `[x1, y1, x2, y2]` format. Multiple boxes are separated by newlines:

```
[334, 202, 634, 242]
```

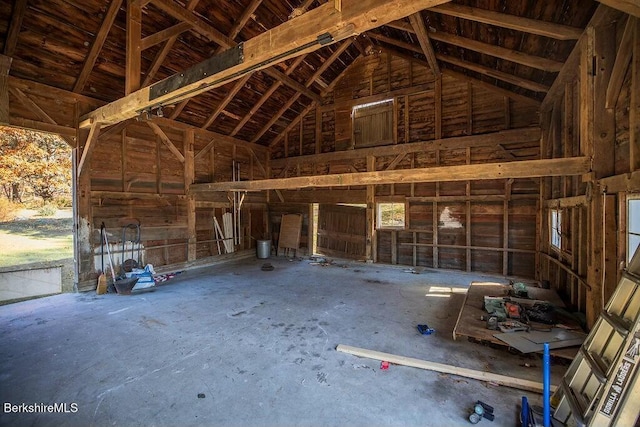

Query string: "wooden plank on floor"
[336, 344, 555, 394]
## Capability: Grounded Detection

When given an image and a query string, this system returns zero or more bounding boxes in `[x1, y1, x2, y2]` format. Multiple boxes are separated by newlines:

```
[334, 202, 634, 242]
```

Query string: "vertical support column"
[75, 123, 95, 290]
[365, 155, 376, 263]
[466, 147, 471, 272]
[604, 194, 618, 302]
[315, 107, 322, 155]
[587, 184, 605, 328]
[466, 82, 473, 135]
[435, 75, 442, 140]
[593, 21, 617, 179]
[631, 19, 640, 172]
[0, 55, 12, 124]
[184, 129, 196, 262]
[503, 179, 512, 276]
[126, 0, 142, 95]
[579, 31, 594, 160]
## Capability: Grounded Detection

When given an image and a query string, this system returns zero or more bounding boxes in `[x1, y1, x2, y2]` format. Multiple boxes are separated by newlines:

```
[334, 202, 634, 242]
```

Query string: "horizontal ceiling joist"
[80, 0, 452, 129]
[270, 127, 541, 168]
[191, 157, 590, 192]
[429, 4, 583, 40]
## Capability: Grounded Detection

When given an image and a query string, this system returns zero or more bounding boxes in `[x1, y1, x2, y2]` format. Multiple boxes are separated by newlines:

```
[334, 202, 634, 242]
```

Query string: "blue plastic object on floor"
[417, 324, 435, 335]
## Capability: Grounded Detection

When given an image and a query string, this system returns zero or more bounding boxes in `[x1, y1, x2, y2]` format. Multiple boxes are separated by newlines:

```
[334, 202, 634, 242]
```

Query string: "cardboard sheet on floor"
[493, 328, 586, 353]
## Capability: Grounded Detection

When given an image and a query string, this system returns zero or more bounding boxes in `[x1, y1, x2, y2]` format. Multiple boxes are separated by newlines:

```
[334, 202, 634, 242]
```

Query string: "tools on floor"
[468, 401, 494, 424]
[98, 222, 139, 295]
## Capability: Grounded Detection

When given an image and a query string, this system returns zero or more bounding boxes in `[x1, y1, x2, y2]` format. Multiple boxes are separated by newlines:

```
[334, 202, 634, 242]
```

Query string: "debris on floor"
[261, 263, 274, 271]
[416, 324, 435, 335]
[309, 256, 334, 266]
[153, 271, 182, 284]
[380, 361, 389, 370]
[453, 281, 586, 358]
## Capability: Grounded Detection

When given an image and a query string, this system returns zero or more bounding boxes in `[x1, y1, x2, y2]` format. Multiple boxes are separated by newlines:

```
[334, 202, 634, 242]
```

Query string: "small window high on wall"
[352, 99, 393, 148]
[629, 198, 640, 263]
[550, 209, 562, 251]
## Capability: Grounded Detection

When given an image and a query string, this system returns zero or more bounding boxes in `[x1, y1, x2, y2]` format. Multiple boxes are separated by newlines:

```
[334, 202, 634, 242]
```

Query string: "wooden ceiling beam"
[141, 22, 191, 50]
[263, 68, 322, 102]
[74, 0, 124, 93]
[442, 68, 541, 105]
[141, 0, 202, 88]
[597, 0, 640, 19]
[77, 121, 101, 176]
[270, 127, 540, 168]
[409, 12, 440, 74]
[3, 0, 28, 57]
[228, 0, 262, 41]
[606, 16, 635, 108]
[201, 74, 252, 129]
[307, 40, 353, 85]
[230, 54, 308, 137]
[191, 157, 589, 192]
[367, 32, 422, 54]
[149, 0, 235, 47]
[436, 54, 550, 93]
[81, 0, 453, 128]
[428, 31, 564, 72]
[126, 1, 142, 95]
[267, 52, 362, 147]
[430, 3, 583, 40]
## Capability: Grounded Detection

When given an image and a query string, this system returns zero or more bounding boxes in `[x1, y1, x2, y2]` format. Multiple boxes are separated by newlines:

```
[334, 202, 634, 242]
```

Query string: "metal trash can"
[256, 240, 271, 259]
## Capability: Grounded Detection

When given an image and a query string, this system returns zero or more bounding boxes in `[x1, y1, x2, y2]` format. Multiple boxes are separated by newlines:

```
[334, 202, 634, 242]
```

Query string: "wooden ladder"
[553, 247, 640, 427]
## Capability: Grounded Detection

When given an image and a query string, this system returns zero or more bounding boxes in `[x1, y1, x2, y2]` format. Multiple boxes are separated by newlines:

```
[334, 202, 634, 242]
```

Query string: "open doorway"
[0, 126, 74, 302]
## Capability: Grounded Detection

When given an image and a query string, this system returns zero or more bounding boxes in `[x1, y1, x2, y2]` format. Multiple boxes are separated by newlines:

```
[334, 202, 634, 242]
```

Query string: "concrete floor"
[0, 257, 566, 427]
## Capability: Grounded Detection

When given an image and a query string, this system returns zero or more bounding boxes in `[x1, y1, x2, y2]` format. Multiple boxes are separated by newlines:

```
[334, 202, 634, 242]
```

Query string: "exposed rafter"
[596, 0, 640, 18]
[230, 54, 308, 137]
[3, 0, 28, 57]
[74, 0, 124, 93]
[408, 12, 440, 74]
[428, 32, 565, 72]
[141, 22, 191, 51]
[201, 74, 252, 129]
[81, 0, 452, 128]
[430, 3, 583, 40]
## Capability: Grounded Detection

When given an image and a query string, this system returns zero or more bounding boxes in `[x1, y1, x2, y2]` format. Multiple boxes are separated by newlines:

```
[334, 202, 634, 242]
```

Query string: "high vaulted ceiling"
[1, 0, 602, 147]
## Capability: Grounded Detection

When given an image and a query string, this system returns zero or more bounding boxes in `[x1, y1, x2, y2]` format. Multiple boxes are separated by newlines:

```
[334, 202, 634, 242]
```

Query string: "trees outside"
[0, 126, 71, 204]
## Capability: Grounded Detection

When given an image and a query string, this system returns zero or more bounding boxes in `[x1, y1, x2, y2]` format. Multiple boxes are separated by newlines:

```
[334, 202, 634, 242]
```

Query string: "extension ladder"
[552, 246, 640, 426]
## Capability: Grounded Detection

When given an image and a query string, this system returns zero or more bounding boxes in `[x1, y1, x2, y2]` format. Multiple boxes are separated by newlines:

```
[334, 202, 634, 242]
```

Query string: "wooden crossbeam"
[230, 54, 308, 137]
[74, 0, 123, 93]
[367, 32, 422, 54]
[437, 54, 550, 93]
[77, 121, 101, 176]
[270, 127, 541, 168]
[597, 0, 640, 19]
[147, 121, 185, 162]
[227, 0, 262, 42]
[263, 68, 322, 102]
[428, 31, 564, 72]
[201, 74, 252, 129]
[430, 3, 583, 40]
[150, 0, 234, 47]
[141, 22, 191, 50]
[141, 0, 202, 88]
[192, 157, 589, 192]
[605, 16, 635, 108]
[81, 0, 452, 128]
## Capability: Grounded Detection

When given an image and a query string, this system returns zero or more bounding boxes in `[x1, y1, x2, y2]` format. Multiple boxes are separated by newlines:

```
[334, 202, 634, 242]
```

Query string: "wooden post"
[75, 124, 96, 289]
[603, 194, 618, 302]
[366, 155, 376, 262]
[126, 0, 142, 95]
[0, 55, 11, 124]
[631, 18, 640, 172]
[593, 22, 617, 179]
[580, 29, 594, 160]
[184, 129, 196, 261]
[503, 179, 512, 276]
[587, 184, 604, 328]
[435, 75, 442, 139]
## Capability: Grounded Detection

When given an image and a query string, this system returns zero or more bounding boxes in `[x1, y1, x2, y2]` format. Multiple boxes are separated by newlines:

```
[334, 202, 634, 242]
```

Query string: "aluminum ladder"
[552, 246, 640, 427]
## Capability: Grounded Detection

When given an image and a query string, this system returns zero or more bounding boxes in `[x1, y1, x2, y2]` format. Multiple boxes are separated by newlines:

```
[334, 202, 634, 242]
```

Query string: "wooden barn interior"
[1, 0, 640, 426]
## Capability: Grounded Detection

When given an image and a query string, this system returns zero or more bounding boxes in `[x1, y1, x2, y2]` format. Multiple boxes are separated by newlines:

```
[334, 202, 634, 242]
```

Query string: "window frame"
[351, 99, 394, 149]
[628, 196, 640, 264]
[550, 208, 562, 251]
[376, 198, 407, 230]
